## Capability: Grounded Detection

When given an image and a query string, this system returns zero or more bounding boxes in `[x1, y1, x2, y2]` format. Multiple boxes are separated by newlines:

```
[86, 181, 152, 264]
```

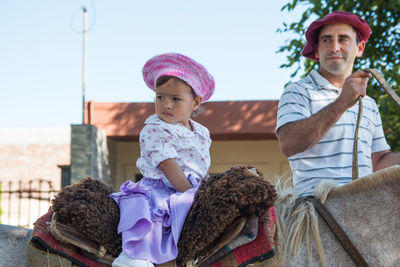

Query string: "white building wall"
[0, 127, 70, 227]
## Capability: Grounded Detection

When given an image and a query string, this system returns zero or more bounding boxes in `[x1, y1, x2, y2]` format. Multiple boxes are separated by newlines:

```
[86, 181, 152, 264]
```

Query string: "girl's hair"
[156, 76, 203, 117]
[156, 76, 197, 98]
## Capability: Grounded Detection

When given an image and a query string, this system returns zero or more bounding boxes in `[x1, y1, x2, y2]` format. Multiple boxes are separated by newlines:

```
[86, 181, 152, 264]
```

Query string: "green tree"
[277, 0, 400, 151]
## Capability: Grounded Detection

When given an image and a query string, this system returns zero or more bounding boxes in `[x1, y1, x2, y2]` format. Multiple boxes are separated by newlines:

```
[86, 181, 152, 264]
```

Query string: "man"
[276, 11, 400, 197]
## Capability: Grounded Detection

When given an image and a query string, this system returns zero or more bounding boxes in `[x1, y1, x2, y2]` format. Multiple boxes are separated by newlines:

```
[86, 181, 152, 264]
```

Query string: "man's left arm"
[372, 150, 400, 171]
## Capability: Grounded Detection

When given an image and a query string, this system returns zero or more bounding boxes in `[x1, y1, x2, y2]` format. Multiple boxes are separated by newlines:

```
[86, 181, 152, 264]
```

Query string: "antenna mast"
[82, 7, 87, 124]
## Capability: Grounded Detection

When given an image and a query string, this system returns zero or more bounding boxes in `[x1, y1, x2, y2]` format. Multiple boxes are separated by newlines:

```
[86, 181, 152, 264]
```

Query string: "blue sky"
[0, 1, 307, 127]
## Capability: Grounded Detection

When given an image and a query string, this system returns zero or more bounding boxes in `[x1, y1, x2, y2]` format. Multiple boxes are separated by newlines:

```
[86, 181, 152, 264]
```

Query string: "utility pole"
[82, 7, 87, 124]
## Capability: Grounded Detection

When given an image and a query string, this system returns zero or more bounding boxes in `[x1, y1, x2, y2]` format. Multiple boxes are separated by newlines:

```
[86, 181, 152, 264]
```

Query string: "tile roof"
[84, 100, 278, 141]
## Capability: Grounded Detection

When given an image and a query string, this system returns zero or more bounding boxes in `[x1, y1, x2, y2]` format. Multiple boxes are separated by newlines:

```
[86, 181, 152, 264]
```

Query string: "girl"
[111, 53, 215, 267]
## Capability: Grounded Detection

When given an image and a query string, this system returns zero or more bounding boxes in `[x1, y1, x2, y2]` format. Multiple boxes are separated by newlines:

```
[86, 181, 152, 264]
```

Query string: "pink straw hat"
[302, 11, 371, 61]
[142, 53, 215, 102]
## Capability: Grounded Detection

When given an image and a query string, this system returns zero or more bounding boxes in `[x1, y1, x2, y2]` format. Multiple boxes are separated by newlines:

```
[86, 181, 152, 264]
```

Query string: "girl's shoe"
[112, 252, 154, 267]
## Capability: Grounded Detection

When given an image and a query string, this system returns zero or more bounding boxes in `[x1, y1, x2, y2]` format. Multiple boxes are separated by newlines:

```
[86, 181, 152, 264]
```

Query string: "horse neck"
[315, 166, 400, 266]
[275, 165, 400, 266]
[325, 165, 400, 225]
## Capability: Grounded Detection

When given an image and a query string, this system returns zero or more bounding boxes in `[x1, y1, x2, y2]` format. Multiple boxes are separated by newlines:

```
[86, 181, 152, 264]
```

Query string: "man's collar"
[309, 69, 341, 91]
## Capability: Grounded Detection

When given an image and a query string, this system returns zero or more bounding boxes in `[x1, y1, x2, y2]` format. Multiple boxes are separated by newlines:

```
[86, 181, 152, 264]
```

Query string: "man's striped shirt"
[276, 70, 390, 196]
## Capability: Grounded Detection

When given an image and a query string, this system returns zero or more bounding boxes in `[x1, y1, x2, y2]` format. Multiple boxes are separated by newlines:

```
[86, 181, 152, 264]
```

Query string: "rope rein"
[352, 68, 400, 180]
[353, 96, 363, 180]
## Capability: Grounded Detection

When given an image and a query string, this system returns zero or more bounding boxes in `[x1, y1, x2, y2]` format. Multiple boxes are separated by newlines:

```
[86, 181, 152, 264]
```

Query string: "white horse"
[265, 165, 400, 267]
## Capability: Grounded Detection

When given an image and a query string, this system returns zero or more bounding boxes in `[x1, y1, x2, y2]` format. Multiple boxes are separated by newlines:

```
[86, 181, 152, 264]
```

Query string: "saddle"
[159, 216, 251, 267]
[50, 213, 115, 265]
[25, 209, 110, 267]
[25, 166, 277, 267]
[27, 207, 276, 267]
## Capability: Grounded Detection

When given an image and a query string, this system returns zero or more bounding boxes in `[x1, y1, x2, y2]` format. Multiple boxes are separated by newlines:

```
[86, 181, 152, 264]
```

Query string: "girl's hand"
[158, 159, 193, 192]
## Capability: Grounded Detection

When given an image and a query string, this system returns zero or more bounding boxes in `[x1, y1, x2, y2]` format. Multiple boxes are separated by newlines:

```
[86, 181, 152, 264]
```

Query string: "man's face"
[315, 23, 365, 76]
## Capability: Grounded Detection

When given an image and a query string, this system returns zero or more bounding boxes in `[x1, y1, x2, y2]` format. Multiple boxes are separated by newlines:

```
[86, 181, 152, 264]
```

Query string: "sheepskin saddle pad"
[51, 177, 122, 259]
[176, 165, 277, 266]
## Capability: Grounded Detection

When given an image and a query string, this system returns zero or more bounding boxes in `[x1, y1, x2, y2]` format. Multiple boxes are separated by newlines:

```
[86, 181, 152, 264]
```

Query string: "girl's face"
[155, 78, 202, 130]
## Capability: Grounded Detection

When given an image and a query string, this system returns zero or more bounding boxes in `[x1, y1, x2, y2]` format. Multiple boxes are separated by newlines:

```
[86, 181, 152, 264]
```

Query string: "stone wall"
[70, 124, 111, 185]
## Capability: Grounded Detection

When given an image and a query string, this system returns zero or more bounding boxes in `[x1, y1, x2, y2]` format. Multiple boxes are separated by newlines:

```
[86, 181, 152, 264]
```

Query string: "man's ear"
[356, 41, 366, 57]
[314, 47, 320, 60]
[193, 96, 202, 110]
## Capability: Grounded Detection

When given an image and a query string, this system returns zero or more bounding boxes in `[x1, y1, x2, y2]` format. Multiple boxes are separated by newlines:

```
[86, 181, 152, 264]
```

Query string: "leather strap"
[307, 197, 369, 267]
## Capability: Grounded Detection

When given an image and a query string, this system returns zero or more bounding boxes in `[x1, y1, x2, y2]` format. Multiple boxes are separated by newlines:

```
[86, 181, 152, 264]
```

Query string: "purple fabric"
[110, 177, 198, 264]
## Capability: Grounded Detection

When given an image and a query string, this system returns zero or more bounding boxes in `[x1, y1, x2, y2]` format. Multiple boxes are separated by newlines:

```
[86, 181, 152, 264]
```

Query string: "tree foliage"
[277, 0, 400, 151]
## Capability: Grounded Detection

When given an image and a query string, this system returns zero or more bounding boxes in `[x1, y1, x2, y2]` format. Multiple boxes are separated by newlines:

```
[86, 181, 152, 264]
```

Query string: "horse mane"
[274, 177, 326, 267]
[274, 165, 400, 267]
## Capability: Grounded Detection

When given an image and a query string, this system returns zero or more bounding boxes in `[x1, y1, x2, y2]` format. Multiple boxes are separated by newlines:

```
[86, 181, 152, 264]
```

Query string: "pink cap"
[302, 11, 371, 61]
[142, 53, 215, 102]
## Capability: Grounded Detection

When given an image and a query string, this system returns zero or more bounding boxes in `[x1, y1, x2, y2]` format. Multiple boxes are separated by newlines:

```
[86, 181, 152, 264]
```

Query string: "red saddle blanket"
[209, 206, 277, 267]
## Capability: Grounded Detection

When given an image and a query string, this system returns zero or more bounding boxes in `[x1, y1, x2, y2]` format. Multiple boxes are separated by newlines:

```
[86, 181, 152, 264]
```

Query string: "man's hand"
[338, 70, 372, 108]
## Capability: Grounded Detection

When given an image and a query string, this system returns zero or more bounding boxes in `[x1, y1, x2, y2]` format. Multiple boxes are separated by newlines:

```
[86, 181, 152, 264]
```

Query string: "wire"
[69, 0, 96, 34]
[70, 9, 82, 34]
[87, 0, 96, 32]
